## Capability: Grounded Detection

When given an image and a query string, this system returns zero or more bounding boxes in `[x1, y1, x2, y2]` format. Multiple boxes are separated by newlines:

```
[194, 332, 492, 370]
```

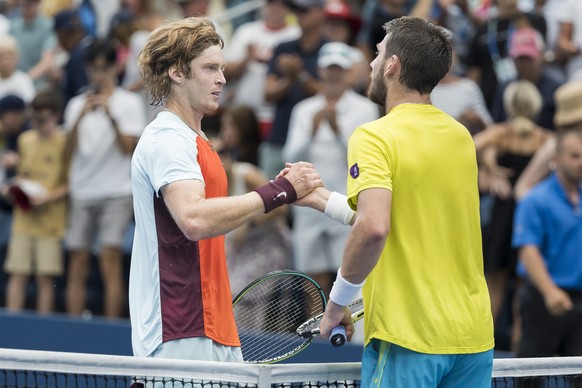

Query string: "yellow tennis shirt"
[347, 103, 494, 354]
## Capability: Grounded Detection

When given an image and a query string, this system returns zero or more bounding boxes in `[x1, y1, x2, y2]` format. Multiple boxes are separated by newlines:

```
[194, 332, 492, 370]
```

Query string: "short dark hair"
[556, 125, 582, 154]
[85, 39, 117, 66]
[382, 17, 452, 94]
[31, 88, 63, 113]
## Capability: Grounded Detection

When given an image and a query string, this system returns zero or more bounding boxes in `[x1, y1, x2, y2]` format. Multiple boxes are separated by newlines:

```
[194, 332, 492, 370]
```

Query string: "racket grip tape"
[330, 325, 346, 347]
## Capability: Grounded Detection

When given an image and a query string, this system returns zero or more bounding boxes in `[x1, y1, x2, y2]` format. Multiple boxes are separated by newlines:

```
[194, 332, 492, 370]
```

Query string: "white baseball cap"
[317, 42, 353, 70]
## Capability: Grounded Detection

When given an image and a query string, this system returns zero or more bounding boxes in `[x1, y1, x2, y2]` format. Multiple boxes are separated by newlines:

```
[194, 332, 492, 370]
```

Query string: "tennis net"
[0, 348, 581, 387]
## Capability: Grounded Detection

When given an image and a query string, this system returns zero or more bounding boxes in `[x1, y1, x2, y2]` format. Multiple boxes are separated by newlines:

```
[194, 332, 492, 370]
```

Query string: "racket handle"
[330, 325, 346, 347]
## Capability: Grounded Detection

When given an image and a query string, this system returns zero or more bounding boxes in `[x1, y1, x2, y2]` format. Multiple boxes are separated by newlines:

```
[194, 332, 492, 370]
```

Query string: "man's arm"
[519, 245, 573, 315]
[319, 188, 392, 339]
[161, 162, 323, 241]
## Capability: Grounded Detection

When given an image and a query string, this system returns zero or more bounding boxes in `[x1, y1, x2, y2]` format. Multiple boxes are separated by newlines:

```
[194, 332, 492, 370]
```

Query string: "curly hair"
[138, 17, 224, 107]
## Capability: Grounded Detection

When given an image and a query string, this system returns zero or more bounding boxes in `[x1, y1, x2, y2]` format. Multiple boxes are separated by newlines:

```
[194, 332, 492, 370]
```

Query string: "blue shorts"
[362, 339, 493, 388]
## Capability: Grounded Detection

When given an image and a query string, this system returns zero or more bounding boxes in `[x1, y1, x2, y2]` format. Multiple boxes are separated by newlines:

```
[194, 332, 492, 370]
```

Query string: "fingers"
[276, 167, 291, 179]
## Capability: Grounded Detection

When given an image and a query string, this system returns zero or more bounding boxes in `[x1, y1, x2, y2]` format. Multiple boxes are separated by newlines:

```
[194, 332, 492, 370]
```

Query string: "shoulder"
[523, 176, 556, 204]
[18, 130, 37, 143]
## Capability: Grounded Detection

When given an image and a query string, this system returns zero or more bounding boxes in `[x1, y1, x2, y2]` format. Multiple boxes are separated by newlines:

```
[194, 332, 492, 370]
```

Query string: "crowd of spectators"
[0, 0, 579, 357]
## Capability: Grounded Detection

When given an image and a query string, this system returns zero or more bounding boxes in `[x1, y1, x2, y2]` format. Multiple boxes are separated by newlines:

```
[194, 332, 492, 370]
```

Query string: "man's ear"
[384, 55, 400, 78]
[168, 66, 184, 85]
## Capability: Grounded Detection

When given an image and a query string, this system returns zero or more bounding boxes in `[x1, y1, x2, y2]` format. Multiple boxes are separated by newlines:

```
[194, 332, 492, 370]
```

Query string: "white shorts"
[150, 337, 243, 362]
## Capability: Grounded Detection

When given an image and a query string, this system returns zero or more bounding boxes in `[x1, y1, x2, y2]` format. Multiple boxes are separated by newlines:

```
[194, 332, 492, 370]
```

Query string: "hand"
[84, 90, 109, 114]
[488, 174, 512, 199]
[277, 54, 303, 79]
[319, 301, 354, 342]
[283, 161, 324, 199]
[293, 186, 330, 212]
[543, 286, 573, 316]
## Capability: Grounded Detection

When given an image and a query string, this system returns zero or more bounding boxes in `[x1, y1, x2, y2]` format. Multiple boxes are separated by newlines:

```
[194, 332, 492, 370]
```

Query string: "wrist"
[254, 177, 297, 213]
[329, 268, 365, 306]
[324, 191, 355, 225]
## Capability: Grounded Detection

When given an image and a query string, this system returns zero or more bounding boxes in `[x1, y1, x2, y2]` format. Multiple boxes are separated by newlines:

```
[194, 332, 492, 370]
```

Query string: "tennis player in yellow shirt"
[297, 16, 494, 387]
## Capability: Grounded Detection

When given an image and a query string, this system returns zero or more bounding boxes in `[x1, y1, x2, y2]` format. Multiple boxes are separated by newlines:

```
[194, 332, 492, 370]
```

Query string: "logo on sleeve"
[350, 163, 359, 179]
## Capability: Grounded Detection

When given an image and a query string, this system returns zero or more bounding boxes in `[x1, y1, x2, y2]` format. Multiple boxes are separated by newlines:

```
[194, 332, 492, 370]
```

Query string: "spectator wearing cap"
[223, 0, 300, 139]
[261, 0, 326, 180]
[491, 27, 562, 131]
[9, 0, 59, 91]
[0, 34, 35, 103]
[283, 41, 378, 298]
[512, 79, 582, 358]
[323, 0, 369, 94]
[53, 8, 93, 105]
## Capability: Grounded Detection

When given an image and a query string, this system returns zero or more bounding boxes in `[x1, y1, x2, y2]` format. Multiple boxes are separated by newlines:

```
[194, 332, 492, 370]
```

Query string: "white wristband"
[329, 268, 365, 307]
[324, 191, 355, 226]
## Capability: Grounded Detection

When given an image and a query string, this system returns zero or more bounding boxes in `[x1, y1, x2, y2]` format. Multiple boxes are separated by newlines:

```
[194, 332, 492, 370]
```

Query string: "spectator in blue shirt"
[513, 96, 582, 357]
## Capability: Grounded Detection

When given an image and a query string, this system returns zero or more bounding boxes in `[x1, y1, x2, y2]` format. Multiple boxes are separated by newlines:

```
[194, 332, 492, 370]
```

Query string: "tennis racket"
[296, 297, 365, 347]
[232, 270, 326, 364]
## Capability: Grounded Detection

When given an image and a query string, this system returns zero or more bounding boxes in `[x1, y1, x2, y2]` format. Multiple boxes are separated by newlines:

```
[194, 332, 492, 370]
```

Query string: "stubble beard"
[367, 71, 387, 107]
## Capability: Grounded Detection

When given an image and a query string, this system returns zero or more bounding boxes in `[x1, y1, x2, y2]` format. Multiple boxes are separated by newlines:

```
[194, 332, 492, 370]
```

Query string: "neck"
[385, 84, 431, 113]
[164, 102, 205, 138]
[324, 86, 346, 101]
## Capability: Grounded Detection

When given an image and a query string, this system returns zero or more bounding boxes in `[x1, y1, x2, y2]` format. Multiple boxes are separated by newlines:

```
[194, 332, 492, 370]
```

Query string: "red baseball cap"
[324, 0, 361, 35]
[509, 28, 544, 59]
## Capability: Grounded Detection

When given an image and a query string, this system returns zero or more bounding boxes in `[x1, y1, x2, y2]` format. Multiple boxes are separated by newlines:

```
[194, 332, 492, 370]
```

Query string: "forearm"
[166, 177, 298, 240]
[64, 121, 81, 157]
[340, 220, 386, 284]
[173, 191, 266, 241]
[44, 185, 68, 204]
[27, 51, 54, 81]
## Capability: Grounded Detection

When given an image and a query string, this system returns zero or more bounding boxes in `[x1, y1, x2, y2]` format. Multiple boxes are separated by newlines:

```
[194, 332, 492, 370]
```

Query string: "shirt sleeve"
[148, 129, 203, 195]
[346, 125, 393, 210]
[512, 195, 545, 248]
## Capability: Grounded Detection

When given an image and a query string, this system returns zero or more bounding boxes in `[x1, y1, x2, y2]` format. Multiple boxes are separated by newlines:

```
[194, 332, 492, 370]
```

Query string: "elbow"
[180, 218, 211, 241]
[357, 217, 390, 245]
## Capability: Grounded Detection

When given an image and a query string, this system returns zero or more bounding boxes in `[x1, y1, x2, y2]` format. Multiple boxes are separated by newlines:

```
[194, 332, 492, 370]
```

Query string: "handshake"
[253, 161, 355, 226]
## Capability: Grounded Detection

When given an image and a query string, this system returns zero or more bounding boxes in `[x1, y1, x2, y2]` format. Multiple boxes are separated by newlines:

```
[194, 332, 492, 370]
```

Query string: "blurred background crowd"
[0, 0, 579, 357]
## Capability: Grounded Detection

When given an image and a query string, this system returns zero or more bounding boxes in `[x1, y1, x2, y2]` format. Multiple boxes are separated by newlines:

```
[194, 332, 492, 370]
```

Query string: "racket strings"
[233, 274, 325, 363]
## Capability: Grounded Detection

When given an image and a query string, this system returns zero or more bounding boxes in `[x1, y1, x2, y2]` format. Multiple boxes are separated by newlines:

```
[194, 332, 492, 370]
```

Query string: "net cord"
[0, 348, 582, 383]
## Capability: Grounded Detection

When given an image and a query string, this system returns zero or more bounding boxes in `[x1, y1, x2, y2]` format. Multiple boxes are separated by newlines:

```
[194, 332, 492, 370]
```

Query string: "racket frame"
[232, 270, 327, 364]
